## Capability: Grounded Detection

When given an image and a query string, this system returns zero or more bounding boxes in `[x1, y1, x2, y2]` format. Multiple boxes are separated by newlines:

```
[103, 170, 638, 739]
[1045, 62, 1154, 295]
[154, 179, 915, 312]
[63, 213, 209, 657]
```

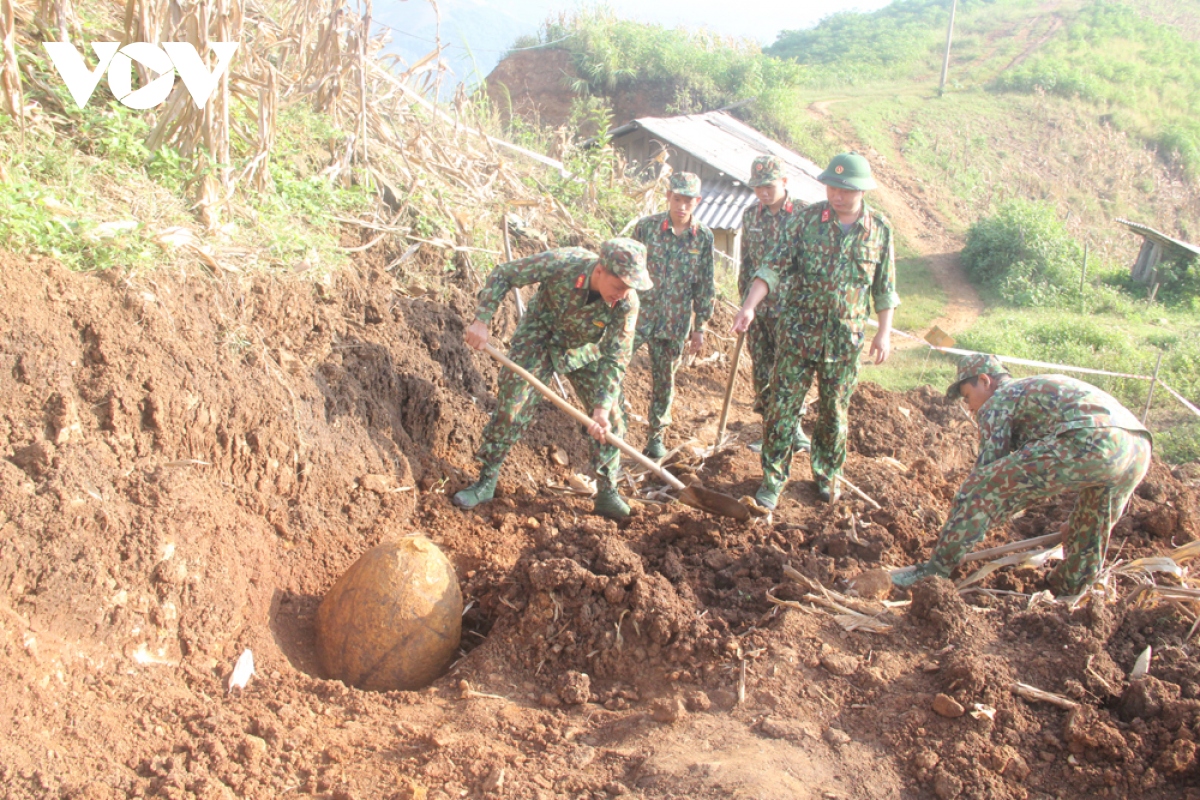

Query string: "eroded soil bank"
[1, 253, 1198, 800]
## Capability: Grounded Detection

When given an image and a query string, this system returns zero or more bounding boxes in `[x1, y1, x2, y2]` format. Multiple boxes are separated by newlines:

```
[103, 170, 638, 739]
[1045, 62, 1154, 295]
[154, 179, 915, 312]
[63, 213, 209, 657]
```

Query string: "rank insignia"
[821, 209, 831, 223]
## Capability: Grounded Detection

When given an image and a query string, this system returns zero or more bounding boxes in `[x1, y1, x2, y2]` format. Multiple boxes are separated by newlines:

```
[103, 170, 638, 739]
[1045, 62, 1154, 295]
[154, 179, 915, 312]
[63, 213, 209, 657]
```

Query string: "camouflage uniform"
[756, 200, 899, 493]
[471, 247, 640, 490]
[625, 179, 714, 438]
[921, 372, 1152, 595]
[739, 191, 800, 415]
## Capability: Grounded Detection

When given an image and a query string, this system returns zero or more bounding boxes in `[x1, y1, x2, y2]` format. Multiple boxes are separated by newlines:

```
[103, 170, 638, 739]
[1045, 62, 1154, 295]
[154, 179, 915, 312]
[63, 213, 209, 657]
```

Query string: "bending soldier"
[453, 238, 652, 521]
[740, 155, 810, 454]
[892, 354, 1153, 595]
[622, 172, 715, 460]
[733, 153, 899, 509]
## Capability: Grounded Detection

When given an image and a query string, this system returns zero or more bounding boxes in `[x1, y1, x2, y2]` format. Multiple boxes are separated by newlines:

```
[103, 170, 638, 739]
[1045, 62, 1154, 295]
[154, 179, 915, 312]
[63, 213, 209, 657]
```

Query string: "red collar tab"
[821, 208, 831, 223]
[575, 274, 586, 289]
[661, 218, 670, 232]
[784, 200, 794, 213]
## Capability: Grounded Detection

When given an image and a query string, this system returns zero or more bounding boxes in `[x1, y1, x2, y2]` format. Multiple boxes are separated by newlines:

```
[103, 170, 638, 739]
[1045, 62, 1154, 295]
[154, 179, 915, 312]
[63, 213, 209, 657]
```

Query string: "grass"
[0, 94, 371, 277]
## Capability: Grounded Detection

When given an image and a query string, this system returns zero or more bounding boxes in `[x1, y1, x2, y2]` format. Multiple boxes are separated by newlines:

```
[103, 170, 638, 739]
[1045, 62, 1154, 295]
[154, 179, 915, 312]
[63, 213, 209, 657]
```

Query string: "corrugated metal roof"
[695, 179, 756, 231]
[1116, 218, 1200, 258]
[610, 111, 828, 208]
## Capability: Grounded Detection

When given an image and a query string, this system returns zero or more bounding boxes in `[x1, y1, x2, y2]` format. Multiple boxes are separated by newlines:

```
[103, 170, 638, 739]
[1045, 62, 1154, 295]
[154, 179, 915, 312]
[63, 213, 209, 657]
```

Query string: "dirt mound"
[2, 252, 1199, 799]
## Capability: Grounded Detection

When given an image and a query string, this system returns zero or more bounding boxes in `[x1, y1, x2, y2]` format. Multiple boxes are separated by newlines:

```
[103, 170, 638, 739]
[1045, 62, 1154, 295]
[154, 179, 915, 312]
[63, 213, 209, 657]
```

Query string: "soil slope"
[1, 251, 1199, 800]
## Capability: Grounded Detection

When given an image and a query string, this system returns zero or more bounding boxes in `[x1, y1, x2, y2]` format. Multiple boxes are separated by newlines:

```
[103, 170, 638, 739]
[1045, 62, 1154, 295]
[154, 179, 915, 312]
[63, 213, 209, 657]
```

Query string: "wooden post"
[938, 0, 958, 97]
[1141, 351, 1164, 425]
[1148, 282, 1161, 305]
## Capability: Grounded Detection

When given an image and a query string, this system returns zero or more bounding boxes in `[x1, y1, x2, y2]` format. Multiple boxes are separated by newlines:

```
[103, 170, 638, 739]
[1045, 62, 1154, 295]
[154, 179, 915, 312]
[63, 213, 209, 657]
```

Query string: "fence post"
[1141, 350, 1165, 425]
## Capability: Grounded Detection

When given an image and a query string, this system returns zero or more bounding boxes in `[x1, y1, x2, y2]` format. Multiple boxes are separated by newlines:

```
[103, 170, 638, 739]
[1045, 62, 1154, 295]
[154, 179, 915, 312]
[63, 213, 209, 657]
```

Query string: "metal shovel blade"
[679, 484, 751, 521]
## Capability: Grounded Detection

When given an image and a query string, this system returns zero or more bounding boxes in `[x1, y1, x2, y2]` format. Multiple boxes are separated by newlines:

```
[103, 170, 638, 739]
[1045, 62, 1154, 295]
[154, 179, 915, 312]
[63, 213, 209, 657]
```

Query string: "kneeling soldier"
[893, 354, 1153, 595]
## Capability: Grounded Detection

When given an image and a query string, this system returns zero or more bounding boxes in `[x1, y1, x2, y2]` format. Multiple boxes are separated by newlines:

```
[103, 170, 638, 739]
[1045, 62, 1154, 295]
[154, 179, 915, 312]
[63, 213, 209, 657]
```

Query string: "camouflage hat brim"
[598, 237, 652, 291]
[668, 172, 703, 198]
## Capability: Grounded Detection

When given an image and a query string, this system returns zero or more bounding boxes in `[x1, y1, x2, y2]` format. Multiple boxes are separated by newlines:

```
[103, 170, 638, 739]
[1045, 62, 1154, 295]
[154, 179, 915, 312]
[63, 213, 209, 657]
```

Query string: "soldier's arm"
[592, 298, 639, 413]
[738, 220, 753, 299]
[871, 224, 901, 314]
[630, 216, 652, 246]
[473, 252, 562, 324]
[693, 228, 716, 331]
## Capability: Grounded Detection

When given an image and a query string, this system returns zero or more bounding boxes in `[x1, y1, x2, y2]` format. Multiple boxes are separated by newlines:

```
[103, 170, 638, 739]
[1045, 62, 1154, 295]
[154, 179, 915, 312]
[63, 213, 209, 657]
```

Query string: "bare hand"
[731, 307, 755, 334]
[465, 319, 489, 351]
[868, 329, 891, 364]
[688, 330, 704, 355]
[588, 407, 611, 443]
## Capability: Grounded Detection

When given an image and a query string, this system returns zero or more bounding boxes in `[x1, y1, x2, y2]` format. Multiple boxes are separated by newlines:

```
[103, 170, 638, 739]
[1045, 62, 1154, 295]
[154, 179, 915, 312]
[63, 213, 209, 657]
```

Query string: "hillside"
[487, 0, 1200, 462]
[1, 2, 1200, 800]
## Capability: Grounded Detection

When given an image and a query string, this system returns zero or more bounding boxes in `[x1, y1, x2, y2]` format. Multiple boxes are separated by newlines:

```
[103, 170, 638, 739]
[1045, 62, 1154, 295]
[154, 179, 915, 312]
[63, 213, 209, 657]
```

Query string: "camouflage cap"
[599, 237, 652, 292]
[748, 155, 785, 188]
[818, 153, 877, 191]
[946, 353, 1010, 398]
[668, 172, 703, 198]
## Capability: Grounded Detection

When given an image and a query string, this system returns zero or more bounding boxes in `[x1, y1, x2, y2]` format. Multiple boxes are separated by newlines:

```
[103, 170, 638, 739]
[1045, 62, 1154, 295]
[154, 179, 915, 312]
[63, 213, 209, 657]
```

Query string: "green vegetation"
[994, 2, 1200, 178]
[534, 8, 815, 146]
[962, 198, 1083, 307]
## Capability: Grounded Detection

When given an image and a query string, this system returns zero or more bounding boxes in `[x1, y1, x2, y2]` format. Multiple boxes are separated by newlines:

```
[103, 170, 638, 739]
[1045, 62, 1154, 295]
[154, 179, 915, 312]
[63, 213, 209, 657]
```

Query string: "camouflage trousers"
[747, 307, 779, 416]
[475, 343, 626, 490]
[620, 332, 687, 435]
[761, 352, 859, 487]
[927, 427, 1152, 594]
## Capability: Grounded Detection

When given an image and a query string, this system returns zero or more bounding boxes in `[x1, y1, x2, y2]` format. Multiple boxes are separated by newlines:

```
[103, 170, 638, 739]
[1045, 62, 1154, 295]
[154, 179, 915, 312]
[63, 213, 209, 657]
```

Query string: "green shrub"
[961, 199, 1082, 306]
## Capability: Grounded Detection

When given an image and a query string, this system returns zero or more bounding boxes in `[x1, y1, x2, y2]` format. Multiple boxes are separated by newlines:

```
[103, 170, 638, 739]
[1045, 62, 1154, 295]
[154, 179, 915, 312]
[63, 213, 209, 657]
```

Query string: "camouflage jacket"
[474, 248, 639, 411]
[975, 375, 1151, 469]
[756, 200, 900, 362]
[631, 212, 715, 342]
[738, 194, 803, 317]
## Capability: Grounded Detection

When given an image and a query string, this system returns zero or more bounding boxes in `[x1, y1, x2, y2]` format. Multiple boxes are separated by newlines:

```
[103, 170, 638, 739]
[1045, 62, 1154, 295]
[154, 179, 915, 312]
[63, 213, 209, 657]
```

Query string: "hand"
[731, 307, 755, 334]
[868, 329, 891, 364]
[588, 407, 611, 443]
[688, 330, 704, 355]
[465, 319, 489, 351]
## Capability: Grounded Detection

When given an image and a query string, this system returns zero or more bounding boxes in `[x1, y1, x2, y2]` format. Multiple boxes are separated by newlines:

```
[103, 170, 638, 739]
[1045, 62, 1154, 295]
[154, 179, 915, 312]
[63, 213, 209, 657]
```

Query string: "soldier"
[892, 354, 1153, 595]
[732, 153, 899, 509]
[622, 172, 715, 460]
[740, 155, 810, 455]
[453, 238, 653, 521]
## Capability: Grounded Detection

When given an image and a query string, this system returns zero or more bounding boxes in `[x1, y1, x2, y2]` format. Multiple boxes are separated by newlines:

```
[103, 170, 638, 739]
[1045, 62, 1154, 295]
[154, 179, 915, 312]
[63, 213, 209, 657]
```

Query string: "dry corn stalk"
[0, 0, 22, 131]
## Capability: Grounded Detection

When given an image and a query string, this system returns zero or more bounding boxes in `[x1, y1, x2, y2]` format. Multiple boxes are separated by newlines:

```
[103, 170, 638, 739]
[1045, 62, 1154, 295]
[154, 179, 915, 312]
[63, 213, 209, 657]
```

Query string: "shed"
[608, 111, 826, 263]
[1116, 218, 1200, 286]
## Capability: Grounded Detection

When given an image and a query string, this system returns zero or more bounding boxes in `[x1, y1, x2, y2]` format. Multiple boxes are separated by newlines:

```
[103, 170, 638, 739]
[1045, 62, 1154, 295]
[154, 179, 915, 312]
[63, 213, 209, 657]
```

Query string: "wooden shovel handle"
[716, 331, 745, 445]
[482, 343, 686, 491]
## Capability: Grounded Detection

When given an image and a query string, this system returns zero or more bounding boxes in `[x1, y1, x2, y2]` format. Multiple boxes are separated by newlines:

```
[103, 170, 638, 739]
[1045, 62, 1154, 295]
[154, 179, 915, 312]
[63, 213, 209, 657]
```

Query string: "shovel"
[715, 331, 746, 446]
[483, 343, 750, 521]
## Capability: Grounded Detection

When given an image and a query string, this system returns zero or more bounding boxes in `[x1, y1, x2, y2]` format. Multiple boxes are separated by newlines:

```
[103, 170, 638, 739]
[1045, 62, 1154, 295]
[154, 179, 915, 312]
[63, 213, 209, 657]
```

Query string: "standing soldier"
[624, 172, 715, 459]
[892, 354, 1152, 595]
[453, 238, 653, 521]
[732, 153, 899, 509]
[739, 155, 810, 454]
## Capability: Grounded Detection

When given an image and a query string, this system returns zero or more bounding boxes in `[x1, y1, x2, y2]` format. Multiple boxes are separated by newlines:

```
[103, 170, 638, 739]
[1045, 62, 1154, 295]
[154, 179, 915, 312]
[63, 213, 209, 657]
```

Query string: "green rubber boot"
[816, 476, 842, 505]
[452, 467, 499, 509]
[643, 433, 666, 460]
[593, 487, 631, 520]
[754, 476, 784, 511]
